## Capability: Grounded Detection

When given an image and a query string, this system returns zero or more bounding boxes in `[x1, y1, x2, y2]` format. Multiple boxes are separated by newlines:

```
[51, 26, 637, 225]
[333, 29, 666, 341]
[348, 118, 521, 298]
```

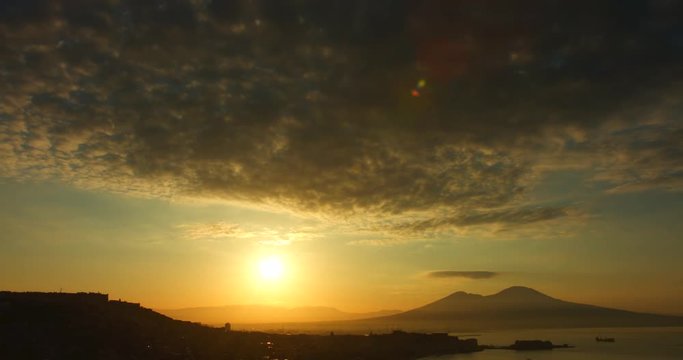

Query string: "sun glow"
[258, 256, 284, 281]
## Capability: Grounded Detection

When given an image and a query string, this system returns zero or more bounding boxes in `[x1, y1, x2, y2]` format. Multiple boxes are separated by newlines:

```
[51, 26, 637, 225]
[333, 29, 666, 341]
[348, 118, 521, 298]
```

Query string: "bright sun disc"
[258, 256, 284, 281]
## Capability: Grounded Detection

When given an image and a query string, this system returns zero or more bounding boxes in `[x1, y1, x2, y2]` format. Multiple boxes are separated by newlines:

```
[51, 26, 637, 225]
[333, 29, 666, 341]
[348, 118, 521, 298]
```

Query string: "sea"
[420, 327, 683, 360]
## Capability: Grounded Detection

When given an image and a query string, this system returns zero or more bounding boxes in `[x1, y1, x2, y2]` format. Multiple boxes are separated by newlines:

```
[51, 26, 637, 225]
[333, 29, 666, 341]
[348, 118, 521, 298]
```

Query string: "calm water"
[421, 327, 683, 360]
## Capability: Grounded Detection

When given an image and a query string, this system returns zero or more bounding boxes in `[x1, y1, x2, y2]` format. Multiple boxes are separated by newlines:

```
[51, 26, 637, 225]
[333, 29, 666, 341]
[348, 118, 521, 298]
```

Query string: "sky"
[1, 0, 682, 315]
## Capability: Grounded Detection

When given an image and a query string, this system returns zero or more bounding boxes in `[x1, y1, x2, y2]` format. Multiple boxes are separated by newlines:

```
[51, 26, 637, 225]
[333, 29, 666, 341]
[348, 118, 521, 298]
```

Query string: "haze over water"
[424, 327, 683, 360]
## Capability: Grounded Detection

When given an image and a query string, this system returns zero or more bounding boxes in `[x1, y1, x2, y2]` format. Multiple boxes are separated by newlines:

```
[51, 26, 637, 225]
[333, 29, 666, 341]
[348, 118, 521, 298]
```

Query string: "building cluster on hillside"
[0, 291, 482, 359]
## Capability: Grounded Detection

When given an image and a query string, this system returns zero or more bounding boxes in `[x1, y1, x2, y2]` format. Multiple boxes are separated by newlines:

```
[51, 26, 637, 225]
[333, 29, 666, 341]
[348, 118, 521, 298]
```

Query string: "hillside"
[0, 291, 235, 359]
[364, 286, 683, 332]
[158, 304, 400, 325]
[0, 291, 479, 359]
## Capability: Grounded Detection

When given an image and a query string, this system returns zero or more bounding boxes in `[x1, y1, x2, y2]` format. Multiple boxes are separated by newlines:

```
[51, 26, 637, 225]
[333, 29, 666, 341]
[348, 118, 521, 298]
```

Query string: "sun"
[258, 256, 284, 281]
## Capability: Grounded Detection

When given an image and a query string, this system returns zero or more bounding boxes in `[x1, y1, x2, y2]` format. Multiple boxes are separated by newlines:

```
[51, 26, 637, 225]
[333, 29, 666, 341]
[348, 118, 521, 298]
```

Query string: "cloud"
[177, 222, 241, 241]
[426, 271, 498, 280]
[177, 222, 320, 245]
[1, 1, 682, 238]
[388, 206, 571, 235]
[346, 238, 421, 247]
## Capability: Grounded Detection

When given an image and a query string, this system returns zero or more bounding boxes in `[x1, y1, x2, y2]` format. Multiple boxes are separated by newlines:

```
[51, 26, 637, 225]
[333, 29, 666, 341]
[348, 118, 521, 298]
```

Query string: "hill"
[362, 286, 683, 332]
[0, 291, 235, 359]
[0, 291, 479, 359]
[157, 304, 400, 325]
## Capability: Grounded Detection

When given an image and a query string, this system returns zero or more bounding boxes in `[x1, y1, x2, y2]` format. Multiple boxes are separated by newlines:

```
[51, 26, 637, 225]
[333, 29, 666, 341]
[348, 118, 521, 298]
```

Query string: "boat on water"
[595, 337, 615, 342]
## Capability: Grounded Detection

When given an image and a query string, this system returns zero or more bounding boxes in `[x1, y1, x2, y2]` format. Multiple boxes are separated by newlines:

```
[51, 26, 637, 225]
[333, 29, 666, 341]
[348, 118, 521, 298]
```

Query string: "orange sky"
[1, 0, 682, 316]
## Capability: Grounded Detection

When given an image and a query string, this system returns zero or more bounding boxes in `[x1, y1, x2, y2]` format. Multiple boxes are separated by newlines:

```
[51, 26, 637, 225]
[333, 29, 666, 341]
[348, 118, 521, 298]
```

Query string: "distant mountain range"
[157, 304, 401, 325]
[361, 286, 683, 332]
[160, 286, 683, 333]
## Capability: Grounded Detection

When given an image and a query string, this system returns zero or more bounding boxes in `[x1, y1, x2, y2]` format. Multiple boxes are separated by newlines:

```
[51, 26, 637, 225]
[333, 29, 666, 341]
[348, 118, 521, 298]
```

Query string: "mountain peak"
[444, 291, 482, 299]
[491, 286, 549, 299]
[376, 285, 683, 331]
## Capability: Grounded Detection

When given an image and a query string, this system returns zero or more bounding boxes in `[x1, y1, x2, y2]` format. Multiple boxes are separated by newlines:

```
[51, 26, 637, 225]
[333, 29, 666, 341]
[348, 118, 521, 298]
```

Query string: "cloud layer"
[178, 222, 321, 245]
[1, 0, 682, 236]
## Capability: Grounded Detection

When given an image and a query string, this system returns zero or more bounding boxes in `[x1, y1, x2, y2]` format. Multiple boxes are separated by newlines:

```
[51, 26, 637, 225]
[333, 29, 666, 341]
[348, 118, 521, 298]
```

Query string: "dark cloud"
[390, 206, 571, 234]
[1, 0, 682, 235]
[426, 271, 498, 280]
